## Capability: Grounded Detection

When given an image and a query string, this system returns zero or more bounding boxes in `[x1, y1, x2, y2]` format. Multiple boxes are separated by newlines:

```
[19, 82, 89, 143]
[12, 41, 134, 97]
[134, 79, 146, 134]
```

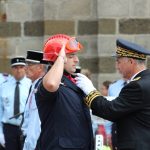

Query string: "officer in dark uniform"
[108, 79, 127, 150]
[35, 34, 94, 150]
[76, 38, 150, 150]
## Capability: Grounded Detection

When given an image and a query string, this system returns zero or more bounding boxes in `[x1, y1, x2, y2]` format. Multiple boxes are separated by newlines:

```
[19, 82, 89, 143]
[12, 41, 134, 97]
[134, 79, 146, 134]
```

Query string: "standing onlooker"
[76, 38, 150, 150]
[35, 34, 94, 150]
[21, 50, 48, 150]
[100, 80, 112, 96]
[108, 79, 126, 97]
[0, 57, 31, 150]
[0, 73, 11, 150]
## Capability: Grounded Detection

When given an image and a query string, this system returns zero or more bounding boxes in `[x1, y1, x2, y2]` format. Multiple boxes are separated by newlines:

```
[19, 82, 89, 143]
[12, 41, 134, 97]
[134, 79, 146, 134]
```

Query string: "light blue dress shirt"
[22, 78, 41, 150]
[108, 79, 125, 96]
[104, 79, 125, 135]
[0, 73, 11, 85]
[0, 76, 31, 134]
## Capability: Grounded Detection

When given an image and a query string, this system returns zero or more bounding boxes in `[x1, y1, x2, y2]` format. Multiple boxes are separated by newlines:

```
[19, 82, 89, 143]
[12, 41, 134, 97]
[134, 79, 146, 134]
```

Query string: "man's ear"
[129, 58, 135, 64]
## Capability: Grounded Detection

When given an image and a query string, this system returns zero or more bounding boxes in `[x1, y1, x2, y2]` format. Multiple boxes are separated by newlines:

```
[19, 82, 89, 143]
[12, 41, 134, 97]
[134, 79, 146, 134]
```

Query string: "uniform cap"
[26, 50, 48, 64]
[115, 38, 150, 60]
[11, 56, 26, 67]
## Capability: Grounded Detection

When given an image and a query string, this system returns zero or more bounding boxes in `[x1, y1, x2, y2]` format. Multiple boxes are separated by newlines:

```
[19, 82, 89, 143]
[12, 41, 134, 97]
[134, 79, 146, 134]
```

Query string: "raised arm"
[42, 44, 66, 92]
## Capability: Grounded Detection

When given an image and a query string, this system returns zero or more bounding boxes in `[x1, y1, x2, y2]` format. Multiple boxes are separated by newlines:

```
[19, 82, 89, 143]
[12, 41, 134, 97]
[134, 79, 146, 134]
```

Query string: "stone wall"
[0, 0, 150, 88]
[97, 0, 150, 88]
[0, 0, 44, 73]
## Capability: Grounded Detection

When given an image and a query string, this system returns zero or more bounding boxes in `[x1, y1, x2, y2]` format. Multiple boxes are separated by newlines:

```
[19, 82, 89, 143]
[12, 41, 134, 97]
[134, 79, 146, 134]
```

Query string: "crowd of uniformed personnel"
[0, 34, 150, 150]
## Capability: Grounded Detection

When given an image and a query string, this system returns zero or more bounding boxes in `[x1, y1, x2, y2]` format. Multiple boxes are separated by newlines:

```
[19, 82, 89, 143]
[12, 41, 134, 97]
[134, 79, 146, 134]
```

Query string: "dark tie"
[14, 81, 20, 118]
[24, 85, 32, 105]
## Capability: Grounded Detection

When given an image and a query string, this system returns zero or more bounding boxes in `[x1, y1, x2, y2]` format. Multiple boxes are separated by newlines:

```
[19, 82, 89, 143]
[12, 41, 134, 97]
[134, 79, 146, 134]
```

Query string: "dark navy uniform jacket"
[35, 75, 94, 150]
[91, 69, 150, 150]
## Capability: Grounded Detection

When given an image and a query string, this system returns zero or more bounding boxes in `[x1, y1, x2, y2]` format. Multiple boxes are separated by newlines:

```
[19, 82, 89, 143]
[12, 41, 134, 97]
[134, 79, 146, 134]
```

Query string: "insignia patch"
[60, 82, 66, 86]
[132, 77, 141, 81]
[34, 89, 38, 93]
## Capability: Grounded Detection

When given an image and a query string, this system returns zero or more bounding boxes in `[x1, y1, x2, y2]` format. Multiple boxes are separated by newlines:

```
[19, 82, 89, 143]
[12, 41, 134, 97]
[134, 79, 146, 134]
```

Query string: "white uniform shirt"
[0, 76, 31, 133]
[0, 73, 11, 85]
[22, 78, 41, 150]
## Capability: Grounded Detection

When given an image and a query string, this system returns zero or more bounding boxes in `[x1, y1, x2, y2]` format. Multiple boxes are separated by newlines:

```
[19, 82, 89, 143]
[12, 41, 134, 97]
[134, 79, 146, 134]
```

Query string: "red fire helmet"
[43, 34, 83, 62]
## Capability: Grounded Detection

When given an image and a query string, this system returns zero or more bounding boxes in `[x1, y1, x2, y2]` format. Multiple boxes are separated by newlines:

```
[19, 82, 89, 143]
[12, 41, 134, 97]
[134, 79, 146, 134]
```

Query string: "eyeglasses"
[66, 37, 83, 51]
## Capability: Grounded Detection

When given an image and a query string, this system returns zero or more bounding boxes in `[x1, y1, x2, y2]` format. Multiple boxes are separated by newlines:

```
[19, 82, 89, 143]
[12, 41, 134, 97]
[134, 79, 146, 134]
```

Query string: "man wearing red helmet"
[35, 34, 94, 150]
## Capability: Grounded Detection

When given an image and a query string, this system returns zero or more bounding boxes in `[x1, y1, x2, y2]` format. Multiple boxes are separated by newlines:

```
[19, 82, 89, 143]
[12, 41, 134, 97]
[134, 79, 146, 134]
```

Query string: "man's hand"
[0, 133, 5, 148]
[58, 43, 67, 63]
[75, 73, 96, 95]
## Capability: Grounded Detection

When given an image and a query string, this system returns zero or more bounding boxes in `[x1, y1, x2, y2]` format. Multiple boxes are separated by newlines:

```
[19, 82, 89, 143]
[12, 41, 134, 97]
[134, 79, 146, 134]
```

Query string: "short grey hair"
[135, 58, 146, 65]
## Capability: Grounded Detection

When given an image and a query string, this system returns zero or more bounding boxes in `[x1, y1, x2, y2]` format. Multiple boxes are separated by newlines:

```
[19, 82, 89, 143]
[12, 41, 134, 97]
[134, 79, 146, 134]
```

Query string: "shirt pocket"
[2, 96, 10, 107]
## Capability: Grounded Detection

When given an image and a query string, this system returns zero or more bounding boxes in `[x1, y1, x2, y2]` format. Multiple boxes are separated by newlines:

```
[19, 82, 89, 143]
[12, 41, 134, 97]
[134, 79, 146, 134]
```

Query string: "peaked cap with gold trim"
[115, 38, 150, 60]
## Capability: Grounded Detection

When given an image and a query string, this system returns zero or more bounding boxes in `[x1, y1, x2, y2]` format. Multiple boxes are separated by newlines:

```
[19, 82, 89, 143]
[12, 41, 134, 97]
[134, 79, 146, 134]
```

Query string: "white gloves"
[0, 133, 5, 148]
[75, 73, 96, 95]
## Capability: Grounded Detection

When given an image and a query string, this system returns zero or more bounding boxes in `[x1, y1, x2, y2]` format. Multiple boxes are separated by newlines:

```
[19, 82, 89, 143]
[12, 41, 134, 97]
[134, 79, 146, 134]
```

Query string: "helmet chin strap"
[63, 70, 70, 76]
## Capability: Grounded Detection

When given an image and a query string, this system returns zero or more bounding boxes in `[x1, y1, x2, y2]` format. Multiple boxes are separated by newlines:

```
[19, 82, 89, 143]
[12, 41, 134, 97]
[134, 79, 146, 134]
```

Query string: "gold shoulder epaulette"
[132, 77, 141, 81]
[84, 90, 101, 108]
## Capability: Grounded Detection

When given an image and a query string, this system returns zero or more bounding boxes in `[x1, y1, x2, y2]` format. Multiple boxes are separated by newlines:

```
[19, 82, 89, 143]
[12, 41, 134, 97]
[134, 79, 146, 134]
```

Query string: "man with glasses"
[35, 34, 94, 150]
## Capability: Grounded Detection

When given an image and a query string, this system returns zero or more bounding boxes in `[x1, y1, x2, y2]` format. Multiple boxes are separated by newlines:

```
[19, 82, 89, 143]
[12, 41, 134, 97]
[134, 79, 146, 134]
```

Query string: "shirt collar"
[32, 77, 42, 89]
[130, 69, 146, 82]
[63, 71, 76, 84]
[14, 76, 25, 84]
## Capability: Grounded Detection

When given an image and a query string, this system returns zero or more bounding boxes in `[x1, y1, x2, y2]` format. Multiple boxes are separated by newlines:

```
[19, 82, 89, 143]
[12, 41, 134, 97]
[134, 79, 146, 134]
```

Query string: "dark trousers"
[3, 123, 22, 150]
[120, 149, 134, 150]
[0, 145, 5, 150]
[111, 123, 118, 150]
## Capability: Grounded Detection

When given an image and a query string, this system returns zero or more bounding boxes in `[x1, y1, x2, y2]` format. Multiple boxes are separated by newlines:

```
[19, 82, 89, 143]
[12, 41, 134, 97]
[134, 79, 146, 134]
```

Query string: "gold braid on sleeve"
[84, 90, 101, 108]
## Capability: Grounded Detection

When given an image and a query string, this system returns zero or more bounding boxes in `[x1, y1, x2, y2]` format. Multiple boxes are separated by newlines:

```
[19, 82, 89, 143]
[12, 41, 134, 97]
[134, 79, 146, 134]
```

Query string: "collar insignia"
[132, 77, 141, 81]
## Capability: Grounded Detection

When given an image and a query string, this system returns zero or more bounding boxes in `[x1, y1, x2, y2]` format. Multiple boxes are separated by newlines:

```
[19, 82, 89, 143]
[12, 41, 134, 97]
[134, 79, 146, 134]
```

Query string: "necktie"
[26, 85, 32, 104]
[14, 81, 20, 118]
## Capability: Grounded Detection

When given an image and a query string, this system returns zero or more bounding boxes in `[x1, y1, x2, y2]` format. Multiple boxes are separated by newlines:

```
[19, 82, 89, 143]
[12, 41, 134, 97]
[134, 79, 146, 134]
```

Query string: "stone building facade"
[0, 0, 150, 88]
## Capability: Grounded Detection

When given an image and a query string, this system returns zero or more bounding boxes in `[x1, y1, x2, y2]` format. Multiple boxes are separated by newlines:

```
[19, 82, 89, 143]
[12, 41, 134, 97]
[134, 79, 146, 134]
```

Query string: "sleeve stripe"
[84, 90, 101, 107]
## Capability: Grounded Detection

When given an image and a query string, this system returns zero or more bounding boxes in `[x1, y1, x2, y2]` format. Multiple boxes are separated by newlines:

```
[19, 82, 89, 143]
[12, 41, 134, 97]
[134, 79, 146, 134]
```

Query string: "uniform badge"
[4, 97, 9, 105]
[60, 82, 66, 86]
[34, 88, 38, 93]
[132, 76, 141, 81]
